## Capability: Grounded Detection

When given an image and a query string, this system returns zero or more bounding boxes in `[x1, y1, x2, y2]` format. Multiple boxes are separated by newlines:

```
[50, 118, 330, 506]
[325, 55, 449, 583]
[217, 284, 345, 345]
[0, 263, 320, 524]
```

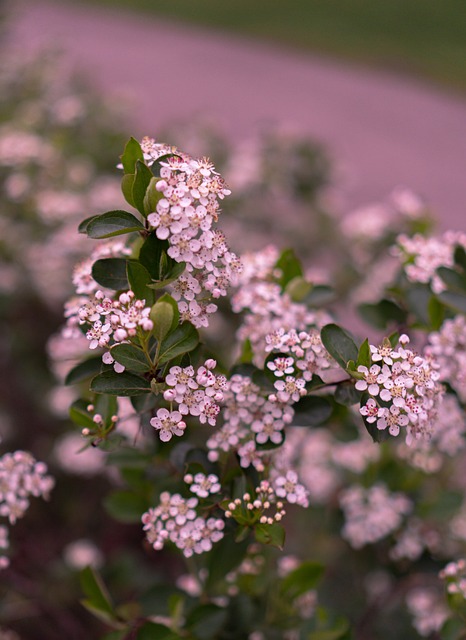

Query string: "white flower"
[150, 408, 186, 442]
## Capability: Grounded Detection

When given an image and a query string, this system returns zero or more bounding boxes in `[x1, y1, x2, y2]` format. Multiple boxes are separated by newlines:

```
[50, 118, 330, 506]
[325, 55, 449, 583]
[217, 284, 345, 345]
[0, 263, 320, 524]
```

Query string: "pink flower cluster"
[141, 491, 224, 558]
[358, 335, 442, 443]
[140, 137, 242, 328]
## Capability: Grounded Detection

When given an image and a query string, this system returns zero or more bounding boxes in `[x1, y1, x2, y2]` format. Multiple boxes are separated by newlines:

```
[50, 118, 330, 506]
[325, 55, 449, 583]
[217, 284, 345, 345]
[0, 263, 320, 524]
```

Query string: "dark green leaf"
[292, 396, 333, 426]
[356, 338, 371, 368]
[437, 290, 466, 314]
[147, 262, 187, 290]
[120, 137, 144, 174]
[132, 160, 153, 216]
[321, 324, 358, 370]
[80, 566, 114, 617]
[158, 322, 199, 365]
[254, 522, 285, 549]
[78, 215, 99, 234]
[186, 604, 228, 639]
[454, 245, 466, 272]
[126, 260, 155, 306]
[437, 266, 466, 292]
[281, 561, 324, 598]
[334, 382, 361, 406]
[428, 295, 445, 330]
[358, 299, 407, 330]
[104, 490, 150, 523]
[69, 399, 96, 430]
[136, 622, 180, 640]
[92, 258, 129, 291]
[143, 176, 163, 214]
[305, 284, 335, 308]
[90, 370, 151, 396]
[405, 284, 432, 324]
[138, 234, 173, 281]
[275, 248, 303, 289]
[86, 210, 144, 239]
[205, 534, 250, 590]
[110, 344, 151, 373]
[121, 173, 136, 207]
[65, 356, 103, 385]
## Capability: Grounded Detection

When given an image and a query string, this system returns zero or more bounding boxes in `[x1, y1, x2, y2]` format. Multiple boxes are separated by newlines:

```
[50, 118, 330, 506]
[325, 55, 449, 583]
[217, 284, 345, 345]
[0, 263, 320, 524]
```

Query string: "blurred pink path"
[7, 0, 466, 228]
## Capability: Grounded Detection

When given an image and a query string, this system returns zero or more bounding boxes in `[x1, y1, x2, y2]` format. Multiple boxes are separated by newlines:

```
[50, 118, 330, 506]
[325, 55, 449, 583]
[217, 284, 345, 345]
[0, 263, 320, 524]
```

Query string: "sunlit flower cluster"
[141, 492, 225, 557]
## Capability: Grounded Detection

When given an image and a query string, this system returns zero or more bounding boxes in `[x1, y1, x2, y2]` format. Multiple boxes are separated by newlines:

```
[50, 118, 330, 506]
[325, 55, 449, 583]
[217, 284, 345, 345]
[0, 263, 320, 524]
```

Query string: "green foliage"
[90, 370, 152, 395]
[157, 322, 200, 364]
[86, 210, 144, 239]
[92, 258, 129, 290]
[110, 343, 152, 373]
[292, 396, 333, 426]
[320, 324, 358, 370]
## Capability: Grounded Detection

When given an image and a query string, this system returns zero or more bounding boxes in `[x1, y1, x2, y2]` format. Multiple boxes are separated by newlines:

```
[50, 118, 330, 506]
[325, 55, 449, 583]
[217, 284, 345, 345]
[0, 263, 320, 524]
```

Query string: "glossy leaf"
[69, 399, 97, 430]
[65, 355, 103, 385]
[292, 396, 333, 426]
[132, 159, 153, 215]
[121, 173, 136, 207]
[78, 215, 99, 234]
[86, 210, 144, 239]
[321, 324, 358, 370]
[138, 234, 173, 281]
[150, 293, 179, 342]
[92, 258, 129, 291]
[120, 136, 144, 174]
[126, 260, 155, 306]
[90, 370, 151, 396]
[110, 343, 151, 373]
[158, 322, 199, 365]
[356, 338, 371, 368]
[146, 261, 187, 290]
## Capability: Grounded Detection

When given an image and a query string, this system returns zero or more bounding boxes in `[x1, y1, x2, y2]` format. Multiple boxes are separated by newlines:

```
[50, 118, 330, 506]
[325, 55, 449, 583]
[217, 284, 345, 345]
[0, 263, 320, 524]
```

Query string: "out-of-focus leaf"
[275, 248, 303, 288]
[281, 561, 325, 598]
[65, 356, 103, 385]
[254, 522, 285, 549]
[292, 396, 333, 426]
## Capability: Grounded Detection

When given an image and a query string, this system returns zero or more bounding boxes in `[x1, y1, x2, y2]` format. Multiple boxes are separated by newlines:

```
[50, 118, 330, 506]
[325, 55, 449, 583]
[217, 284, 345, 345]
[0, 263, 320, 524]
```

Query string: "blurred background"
[1, 0, 466, 637]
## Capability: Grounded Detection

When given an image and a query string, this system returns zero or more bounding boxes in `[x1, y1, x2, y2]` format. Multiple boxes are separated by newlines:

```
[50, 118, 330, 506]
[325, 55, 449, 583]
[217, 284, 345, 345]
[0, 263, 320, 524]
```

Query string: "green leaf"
[292, 396, 333, 426]
[285, 276, 313, 302]
[437, 290, 466, 314]
[132, 160, 153, 216]
[90, 370, 151, 396]
[150, 294, 179, 342]
[254, 522, 285, 549]
[357, 299, 407, 330]
[110, 344, 151, 373]
[104, 490, 149, 523]
[334, 382, 361, 406]
[143, 176, 163, 214]
[275, 248, 303, 289]
[305, 284, 335, 308]
[69, 399, 96, 430]
[281, 561, 324, 598]
[405, 284, 432, 324]
[120, 137, 144, 174]
[136, 622, 180, 640]
[138, 234, 174, 281]
[205, 534, 250, 590]
[437, 266, 466, 292]
[321, 324, 358, 370]
[86, 210, 144, 239]
[454, 245, 466, 272]
[186, 604, 228, 639]
[121, 173, 136, 207]
[65, 356, 103, 385]
[126, 260, 155, 306]
[80, 566, 114, 620]
[356, 338, 371, 368]
[92, 258, 129, 291]
[78, 215, 99, 234]
[158, 322, 199, 365]
[146, 261, 187, 290]
[428, 295, 445, 330]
